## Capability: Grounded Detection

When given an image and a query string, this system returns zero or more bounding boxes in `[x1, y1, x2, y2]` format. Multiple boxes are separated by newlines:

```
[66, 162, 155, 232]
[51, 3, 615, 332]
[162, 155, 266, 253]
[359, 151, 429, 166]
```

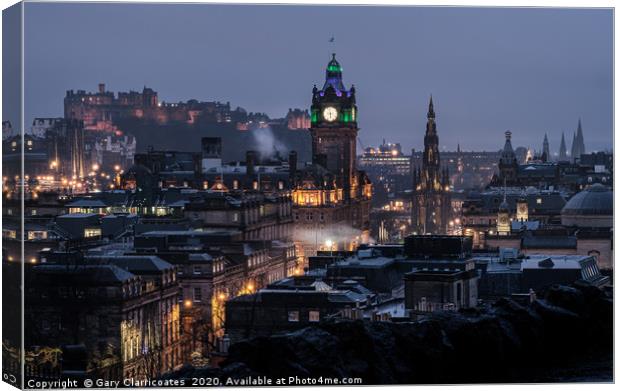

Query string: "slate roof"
[33, 264, 136, 284]
[521, 235, 577, 249]
[88, 255, 174, 273]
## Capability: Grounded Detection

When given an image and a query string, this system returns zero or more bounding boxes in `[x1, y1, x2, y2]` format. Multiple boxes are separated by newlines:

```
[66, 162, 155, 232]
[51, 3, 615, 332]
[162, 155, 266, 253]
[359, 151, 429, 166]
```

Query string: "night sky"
[18, 3, 613, 153]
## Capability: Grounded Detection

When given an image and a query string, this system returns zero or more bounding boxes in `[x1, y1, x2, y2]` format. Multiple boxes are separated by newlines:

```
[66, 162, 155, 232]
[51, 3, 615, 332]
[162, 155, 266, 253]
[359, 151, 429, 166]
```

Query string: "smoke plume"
[251, 127, 288, 159]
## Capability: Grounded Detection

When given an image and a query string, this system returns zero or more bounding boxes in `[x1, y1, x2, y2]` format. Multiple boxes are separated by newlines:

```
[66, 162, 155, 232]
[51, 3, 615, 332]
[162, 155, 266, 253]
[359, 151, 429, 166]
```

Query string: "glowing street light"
[325, 239, 334, 256]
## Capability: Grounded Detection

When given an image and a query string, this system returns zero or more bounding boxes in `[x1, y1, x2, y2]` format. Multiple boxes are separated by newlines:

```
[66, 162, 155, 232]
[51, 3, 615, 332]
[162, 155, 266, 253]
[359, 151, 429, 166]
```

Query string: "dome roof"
[323, 53, 346, 92]
[327, 53, 342, 73]
[562, 183, 612, 216]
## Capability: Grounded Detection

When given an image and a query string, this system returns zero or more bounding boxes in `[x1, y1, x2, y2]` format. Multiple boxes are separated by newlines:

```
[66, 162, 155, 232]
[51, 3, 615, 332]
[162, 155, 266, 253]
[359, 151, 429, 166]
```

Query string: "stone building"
[183, 191, 293, 242]
[132, 229, 298, 342]
[64, 84, 247, 128]
[24, 254, 182, 381]
[404, 265, 478, 316]
[461, 187, 567, 248]
[285, 108, 311, 129]
[224, 279, 366, 345]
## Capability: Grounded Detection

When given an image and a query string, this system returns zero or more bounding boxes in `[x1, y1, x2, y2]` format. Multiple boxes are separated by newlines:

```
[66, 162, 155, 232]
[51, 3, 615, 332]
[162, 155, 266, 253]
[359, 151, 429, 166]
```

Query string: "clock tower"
[291, 53, 371, 257]
[497, 196, 511, 235]
[310, 53, 358, 200]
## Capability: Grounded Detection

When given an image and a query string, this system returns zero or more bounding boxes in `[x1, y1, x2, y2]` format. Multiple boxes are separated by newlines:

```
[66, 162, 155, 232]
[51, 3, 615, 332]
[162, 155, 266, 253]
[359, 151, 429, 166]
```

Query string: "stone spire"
[576, 119, 585, 154]
[570, 119, 586, 162]
[422, 95, 440, 188]
[542, 133, 550, 162]
[558, 132, 567, 161]
[427, 95, 435, 119]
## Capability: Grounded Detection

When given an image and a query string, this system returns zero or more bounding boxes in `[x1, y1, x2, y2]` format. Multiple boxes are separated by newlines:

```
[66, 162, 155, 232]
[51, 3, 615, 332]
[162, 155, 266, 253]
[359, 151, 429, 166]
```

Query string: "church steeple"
[559, 132, 567, 161]
[576, 118, 585, 153]
[570, 118, 586, 162]
[542, 133, 550, 162]
[427, 95, 435, 119]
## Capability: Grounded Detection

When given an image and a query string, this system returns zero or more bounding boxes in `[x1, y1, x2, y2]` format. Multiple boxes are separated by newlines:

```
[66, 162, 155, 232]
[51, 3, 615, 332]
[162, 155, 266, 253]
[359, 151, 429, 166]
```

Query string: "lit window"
[536, 198, 542, 204]
[27, 231, 47, 240]
[193, 266, 201, 275]
[84, 228, 102, 238]
[3, 230, 17, 239]
[309, 310, 320, 322]
[288, 311, 299, 322]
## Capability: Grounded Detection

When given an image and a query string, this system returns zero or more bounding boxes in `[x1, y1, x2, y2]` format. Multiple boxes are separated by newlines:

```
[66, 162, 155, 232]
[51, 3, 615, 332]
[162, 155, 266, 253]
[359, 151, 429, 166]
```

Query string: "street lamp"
[325, 239, 334, 256]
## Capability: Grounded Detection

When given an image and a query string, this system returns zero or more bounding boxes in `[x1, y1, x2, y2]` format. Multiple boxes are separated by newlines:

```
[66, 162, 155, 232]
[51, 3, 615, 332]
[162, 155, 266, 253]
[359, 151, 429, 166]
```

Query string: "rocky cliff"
[168, 282, 612, 384]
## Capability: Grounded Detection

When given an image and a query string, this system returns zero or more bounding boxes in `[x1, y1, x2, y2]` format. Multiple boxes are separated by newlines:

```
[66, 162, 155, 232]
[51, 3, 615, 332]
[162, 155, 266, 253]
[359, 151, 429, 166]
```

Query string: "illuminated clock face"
[323, 107, 338, 122]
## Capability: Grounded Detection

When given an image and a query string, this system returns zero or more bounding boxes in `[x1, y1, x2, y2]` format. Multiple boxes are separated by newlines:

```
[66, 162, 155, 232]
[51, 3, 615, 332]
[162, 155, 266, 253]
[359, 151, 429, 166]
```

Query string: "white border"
[0, 1, 616, 391]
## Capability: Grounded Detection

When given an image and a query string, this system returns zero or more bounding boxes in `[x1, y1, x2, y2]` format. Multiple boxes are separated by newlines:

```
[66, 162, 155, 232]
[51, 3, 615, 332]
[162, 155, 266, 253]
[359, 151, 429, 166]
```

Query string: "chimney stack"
[288, 151, 297, 179]
[98, 83, 105, 94]
[201, 137, 222, 159]
[314, 154, 327, 169]
[246, 150, 256, 176]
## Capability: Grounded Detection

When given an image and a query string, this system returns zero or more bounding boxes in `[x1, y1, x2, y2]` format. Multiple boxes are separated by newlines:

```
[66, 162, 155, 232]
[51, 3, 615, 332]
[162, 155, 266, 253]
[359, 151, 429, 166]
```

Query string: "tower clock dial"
[323, 106, 338, 122]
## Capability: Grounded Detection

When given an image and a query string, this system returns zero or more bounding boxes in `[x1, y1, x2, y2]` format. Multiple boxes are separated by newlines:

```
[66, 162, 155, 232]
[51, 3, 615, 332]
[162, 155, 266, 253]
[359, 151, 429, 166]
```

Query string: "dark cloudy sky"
[19, 3, 613, 153]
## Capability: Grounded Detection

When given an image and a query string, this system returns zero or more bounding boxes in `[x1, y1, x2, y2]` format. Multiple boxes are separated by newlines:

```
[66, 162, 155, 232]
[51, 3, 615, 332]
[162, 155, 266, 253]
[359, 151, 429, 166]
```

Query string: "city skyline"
[15, 4, 613, 152]
[2, 3, 614, 386]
